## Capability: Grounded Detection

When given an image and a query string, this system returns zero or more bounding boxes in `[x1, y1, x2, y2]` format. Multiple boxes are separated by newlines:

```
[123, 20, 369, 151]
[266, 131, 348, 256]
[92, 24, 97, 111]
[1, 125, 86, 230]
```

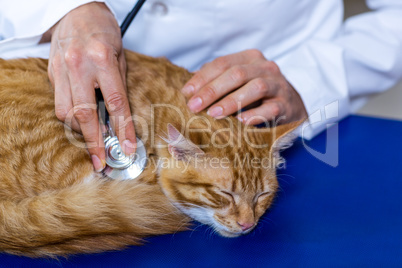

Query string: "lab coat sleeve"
[0, 0, 107, 58]
[276, 0, 402, 139]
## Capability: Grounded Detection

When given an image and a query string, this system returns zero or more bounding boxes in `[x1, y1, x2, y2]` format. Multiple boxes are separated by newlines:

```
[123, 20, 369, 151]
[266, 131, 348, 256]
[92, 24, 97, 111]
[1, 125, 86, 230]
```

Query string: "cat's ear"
[164, 124, 204, 160]
[270, 120, 304, 168]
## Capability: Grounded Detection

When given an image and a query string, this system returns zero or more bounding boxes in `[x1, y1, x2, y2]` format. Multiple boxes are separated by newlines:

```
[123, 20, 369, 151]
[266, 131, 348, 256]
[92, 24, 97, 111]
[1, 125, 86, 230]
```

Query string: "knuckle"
[247, 49, 264, 59]
[263, 61, 280, 74]
[106, 92, 126, 113]
[252, 78, 268, 95]
[88, 42, 117, 67]
[213, 57, 230, 71]
[192, 73, 207, 88]
[224, 96, 239, 111]
[200, 61, 211, 71]
[229, 66, 247, 83]
[203, 85, 218, 100]
[74, 106, 96, 124]
[48, 56, 61, 84]
[50, 55, 61, 71]
[64, 49, 82, 68]
[270, 103, 281, 117]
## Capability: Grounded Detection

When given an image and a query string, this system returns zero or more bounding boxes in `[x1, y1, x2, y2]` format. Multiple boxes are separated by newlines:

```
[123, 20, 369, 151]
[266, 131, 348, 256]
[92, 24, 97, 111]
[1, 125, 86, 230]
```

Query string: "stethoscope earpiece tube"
[120, 0, 147, 37]
[95, 88, 108, 127]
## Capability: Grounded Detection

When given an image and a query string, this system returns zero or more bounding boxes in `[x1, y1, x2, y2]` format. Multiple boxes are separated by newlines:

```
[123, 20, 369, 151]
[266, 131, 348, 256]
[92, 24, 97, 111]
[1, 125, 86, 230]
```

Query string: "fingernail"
[91, 155, 105, 172]
[207, 106, 223, 118]
[236, 115, 244, 123]
[122, 139, 136, 156]
[182, 85, 194, 95]
[187, 97, 202, 112]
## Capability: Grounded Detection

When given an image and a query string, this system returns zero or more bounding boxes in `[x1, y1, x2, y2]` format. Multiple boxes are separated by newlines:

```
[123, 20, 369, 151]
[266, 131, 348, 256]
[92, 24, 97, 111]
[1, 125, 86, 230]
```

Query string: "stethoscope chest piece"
[102, 136, 147, 180]
[96, 88, 147, 181]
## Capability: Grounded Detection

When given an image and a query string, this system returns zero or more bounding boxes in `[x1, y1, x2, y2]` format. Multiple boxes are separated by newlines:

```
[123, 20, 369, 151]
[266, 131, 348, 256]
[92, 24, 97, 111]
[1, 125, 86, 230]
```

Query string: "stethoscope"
[96, 0, 147, 180]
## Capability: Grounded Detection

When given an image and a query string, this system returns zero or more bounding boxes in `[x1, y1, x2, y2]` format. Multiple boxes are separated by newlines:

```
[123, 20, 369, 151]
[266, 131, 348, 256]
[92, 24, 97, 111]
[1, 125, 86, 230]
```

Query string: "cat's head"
[157, 120, 299, 237]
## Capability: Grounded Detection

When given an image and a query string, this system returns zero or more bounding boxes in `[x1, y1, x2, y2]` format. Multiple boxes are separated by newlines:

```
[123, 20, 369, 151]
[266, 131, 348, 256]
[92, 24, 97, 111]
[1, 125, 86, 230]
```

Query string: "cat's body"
[0, 51, 297, 257]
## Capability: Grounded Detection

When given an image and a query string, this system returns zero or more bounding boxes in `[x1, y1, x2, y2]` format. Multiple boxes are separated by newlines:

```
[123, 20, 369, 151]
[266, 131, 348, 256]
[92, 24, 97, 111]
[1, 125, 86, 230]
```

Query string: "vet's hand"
[47, 2, 136, 172]
[182, 49, 307, 125]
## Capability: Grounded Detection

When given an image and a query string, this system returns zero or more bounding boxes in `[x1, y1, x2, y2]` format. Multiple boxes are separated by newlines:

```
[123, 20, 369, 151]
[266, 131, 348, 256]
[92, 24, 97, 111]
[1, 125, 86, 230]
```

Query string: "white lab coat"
[1, 0, 402, 138]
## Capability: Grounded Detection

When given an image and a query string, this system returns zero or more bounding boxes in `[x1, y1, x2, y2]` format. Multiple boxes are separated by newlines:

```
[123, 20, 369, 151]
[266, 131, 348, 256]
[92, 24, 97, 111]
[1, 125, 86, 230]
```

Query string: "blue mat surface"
[1, 115, 402, 267]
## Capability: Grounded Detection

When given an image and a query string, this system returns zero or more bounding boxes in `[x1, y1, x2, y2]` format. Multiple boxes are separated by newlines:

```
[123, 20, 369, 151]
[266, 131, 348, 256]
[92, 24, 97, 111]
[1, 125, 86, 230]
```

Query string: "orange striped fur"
[0, 50, 300, 257]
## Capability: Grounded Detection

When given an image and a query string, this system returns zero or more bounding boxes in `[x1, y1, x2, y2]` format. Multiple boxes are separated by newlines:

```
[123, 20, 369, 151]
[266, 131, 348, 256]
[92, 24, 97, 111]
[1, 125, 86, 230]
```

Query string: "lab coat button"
[150, 2, 168, 16]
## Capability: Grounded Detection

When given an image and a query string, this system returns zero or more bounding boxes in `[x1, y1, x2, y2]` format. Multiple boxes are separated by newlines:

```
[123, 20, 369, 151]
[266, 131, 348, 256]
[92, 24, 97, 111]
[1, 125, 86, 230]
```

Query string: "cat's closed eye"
[220, 190, 235, 203]
[254, 192, 272, 204]
[218, 190, 272, 205]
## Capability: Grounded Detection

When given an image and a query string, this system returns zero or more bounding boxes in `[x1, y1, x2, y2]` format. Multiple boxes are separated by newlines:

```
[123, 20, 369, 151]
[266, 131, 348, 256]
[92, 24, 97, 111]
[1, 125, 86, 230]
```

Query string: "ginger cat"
[0, 50, 299, 257]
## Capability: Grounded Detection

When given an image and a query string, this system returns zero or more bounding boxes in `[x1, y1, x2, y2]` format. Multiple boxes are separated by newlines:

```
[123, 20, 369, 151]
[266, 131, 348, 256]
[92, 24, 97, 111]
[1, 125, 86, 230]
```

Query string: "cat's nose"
[237, 222, 254, 231]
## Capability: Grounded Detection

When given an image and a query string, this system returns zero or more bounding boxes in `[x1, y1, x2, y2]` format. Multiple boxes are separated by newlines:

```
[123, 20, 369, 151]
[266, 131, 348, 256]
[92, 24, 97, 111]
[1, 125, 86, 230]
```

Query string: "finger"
[207, 77, 274, 119]
[66, 54, 106, 172]
[72, 94, 105, 172]
[196, 61, 273, 116]
[181, 50, 263, 98]
[95, 52, 136, 156]
[51, 57, 81, 132]
[187, 65, 252, 113]
[54, 77, 82, 132]
[237, 100, 284, 126]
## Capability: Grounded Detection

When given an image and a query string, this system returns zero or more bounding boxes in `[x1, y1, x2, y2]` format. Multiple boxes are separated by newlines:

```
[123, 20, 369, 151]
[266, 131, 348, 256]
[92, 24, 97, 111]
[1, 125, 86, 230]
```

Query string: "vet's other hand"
[47, 2, 136, 172]
[181, 49, 307, 125]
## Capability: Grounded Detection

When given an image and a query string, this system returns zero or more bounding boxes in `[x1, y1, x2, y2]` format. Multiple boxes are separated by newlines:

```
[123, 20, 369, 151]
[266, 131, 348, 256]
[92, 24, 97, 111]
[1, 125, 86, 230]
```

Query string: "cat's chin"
[216, 229, 243, 238]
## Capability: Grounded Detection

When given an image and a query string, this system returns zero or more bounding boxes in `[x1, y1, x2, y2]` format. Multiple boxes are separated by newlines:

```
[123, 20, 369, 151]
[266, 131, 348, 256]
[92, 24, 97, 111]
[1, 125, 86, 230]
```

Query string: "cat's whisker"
[277, 173, 296, 179]
[259, 216, 276, 225]
[171, 218, 192, 236]
[276, 173, 296, 187]
[205, 226, 217, 240]
[254, 224, 263, 236]
[188, 222, 204, 237]
[276, 184, 286, 196]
